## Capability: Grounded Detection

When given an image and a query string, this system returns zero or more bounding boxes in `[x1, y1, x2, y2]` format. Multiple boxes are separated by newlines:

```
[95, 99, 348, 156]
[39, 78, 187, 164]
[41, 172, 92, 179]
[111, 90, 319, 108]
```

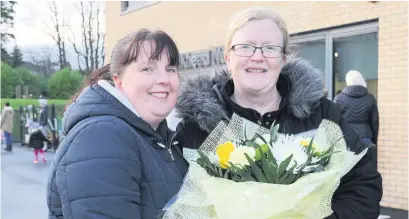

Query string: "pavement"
[1, 144, 408, 219]
[1, 144, 54, 219]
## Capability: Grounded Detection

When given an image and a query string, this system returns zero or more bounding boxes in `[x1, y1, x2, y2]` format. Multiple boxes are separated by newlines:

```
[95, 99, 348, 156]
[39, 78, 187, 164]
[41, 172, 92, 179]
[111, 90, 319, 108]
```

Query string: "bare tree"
[27, 47, 58, 77]
[80, 2, 90, 73]
[101, 33, 105, 64]
[94, 6, 100, 69]
[48, 1, 68, 70]
[88, 2, 94, 71]
[70, 1, 104, 75]
[67, 24, 84, 74]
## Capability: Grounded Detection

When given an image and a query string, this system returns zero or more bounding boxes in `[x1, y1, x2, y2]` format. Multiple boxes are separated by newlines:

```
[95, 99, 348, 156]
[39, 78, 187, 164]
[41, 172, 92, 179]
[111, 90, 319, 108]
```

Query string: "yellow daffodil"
[216, 141, 235, 168]
[300, 139, 316, 149]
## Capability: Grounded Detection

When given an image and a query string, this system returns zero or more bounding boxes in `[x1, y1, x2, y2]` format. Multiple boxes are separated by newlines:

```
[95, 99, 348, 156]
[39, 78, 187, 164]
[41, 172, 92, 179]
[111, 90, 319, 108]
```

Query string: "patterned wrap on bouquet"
[163, 114, 367, 219]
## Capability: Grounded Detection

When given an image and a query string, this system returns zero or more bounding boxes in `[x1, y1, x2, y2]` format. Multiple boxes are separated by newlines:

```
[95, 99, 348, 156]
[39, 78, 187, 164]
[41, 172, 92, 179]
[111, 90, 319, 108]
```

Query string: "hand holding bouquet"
[162, 114, 367, 219]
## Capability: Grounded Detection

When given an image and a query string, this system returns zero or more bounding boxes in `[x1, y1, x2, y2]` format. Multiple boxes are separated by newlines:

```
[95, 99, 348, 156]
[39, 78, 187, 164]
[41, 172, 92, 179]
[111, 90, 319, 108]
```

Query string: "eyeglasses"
[230, 44, 284, 58]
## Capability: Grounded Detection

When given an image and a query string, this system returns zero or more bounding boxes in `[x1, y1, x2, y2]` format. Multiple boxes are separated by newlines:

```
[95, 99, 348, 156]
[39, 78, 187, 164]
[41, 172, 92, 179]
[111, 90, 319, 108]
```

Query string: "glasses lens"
[262, 46, 283, 58]
[234, 45, 255, 57]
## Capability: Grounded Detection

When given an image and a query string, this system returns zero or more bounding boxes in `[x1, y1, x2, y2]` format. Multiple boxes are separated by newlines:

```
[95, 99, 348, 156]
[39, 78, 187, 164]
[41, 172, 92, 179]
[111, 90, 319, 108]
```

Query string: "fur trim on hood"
[175, 58, 325, 132]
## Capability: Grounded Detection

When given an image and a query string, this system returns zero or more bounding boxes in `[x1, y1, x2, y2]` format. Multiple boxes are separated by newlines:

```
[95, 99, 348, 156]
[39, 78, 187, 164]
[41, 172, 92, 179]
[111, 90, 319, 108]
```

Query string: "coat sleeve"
[324, 100, 382, 219]
[370, 104, 379, 144]
[0, 110, 7, 128]
[56, 121, 142, 219]
[40, 109, 48, 126]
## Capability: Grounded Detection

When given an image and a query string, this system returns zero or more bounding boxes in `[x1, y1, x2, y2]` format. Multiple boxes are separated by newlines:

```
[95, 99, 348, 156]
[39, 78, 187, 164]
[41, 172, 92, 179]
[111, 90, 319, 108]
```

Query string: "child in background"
[26, 118, 51, 164]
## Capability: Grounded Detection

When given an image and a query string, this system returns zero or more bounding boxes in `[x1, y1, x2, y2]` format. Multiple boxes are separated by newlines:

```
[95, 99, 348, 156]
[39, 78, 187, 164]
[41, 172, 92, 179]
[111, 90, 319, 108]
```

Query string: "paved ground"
[1, 144, 408, 219]
[1, 144, 54, 219]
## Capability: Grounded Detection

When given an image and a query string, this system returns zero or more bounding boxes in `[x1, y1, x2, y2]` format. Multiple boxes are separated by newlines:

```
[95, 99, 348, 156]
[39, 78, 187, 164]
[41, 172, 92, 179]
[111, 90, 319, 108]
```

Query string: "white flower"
[271, 135, 309, 173]
[229, 146, 256, 167]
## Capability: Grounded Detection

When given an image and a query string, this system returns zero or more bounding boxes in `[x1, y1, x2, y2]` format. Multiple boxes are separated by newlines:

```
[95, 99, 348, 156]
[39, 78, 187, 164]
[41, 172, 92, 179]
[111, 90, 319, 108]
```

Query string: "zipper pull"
[157, 143, 166, 148]
[168, 148, 175, 161]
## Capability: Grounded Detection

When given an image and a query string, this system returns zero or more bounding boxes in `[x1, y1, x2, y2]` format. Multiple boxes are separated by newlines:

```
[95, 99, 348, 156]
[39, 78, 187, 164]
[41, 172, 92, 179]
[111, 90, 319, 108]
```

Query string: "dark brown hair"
[65, 29, 180, 110]
[110, 28, 180, 77]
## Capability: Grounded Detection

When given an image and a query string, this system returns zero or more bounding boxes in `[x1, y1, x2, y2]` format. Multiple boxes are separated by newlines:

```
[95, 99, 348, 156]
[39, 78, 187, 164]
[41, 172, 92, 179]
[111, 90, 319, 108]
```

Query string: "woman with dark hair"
[47, 29, 187, 219]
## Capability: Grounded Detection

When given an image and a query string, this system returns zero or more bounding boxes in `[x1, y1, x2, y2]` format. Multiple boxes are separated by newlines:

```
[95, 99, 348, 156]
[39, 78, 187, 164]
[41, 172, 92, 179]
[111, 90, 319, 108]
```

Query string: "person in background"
[1, 102, 14, 152]
[26, 118, 51, 164]
[38, 98, 49, 150]
[334, 70, 379, 165]
[38, 98, 49, 136]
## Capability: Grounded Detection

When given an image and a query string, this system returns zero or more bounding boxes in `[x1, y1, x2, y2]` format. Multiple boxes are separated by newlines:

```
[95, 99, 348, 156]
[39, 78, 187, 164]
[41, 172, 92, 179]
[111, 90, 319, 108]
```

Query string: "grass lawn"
[0, 99, 68, 107]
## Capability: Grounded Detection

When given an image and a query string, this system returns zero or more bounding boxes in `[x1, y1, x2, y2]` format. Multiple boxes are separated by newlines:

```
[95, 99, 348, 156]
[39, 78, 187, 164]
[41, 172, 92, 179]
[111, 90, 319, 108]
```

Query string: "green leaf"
[246, 141, 259, 148]
[197, 150, 212, 166]
[269, 121, 280, 145]
[331, 136, 345, 148]
[276, 154, 293, 180]
[197, 150, 222, 177]
[257, 147, 277, 183]
[283, 171, 298, 184]
[244, 126, 248, 141]
[255, 133, 268, 144]
[277, 161, 297, 184]
[266, 146, 278, 166]
[319, 150, 339, 160]
[218, 166, 223, 176]
[306, 136, 315, 154]
[245, 153, 268, 183]
[230, 164, 255, 182]
[223, 169, 230, 179]
[277, 171, 289, 184]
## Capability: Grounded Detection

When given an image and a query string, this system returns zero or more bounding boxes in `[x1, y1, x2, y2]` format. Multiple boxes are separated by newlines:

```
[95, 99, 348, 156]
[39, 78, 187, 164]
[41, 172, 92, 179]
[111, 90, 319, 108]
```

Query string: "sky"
[7, 0, 105, 69]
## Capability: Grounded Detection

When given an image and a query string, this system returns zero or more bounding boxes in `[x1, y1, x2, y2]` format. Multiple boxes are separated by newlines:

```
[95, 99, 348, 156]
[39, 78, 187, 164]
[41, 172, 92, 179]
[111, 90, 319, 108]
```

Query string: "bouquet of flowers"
[161, 114, 367, 219]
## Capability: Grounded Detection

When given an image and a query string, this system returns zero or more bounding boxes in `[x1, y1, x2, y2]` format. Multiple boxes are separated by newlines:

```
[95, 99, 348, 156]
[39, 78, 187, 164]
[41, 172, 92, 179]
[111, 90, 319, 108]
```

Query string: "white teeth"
[246, 69, 266, 73]
[150, 93, 168, 98]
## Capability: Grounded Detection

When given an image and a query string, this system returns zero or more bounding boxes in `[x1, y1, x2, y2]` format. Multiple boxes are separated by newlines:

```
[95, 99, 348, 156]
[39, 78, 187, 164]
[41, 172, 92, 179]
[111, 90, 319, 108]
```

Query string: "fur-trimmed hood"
[175, 58, 325, 132]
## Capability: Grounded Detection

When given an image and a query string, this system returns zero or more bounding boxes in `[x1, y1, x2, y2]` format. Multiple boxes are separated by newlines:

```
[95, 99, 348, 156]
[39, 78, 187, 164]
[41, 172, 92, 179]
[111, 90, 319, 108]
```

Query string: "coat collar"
[175, 58, 325, 132]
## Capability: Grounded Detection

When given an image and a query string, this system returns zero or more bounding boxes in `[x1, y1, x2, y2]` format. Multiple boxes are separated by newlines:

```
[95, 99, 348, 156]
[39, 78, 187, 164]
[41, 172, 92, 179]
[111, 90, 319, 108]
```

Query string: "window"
[333, 32, 378, 98]
[291, 21, 378, 99]
[121, 1, 159, 14]
[297, 39, 326, 74]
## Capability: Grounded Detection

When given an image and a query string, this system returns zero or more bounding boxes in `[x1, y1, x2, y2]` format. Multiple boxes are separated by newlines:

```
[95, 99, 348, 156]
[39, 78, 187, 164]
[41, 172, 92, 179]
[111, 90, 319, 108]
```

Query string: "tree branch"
[80, 2, 90, 74]
[88, 2, 94, 72]
[95, 6, 100, 69]
[49, 1, 67, 70]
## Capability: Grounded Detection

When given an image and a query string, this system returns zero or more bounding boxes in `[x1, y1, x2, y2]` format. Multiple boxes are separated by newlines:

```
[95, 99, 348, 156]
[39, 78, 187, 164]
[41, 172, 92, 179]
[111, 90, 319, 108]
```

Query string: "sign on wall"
[180, 46, 226, 70]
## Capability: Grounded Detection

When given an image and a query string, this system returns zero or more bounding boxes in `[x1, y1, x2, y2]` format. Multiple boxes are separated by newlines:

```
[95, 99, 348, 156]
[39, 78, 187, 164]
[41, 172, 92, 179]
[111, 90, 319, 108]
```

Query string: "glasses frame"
[230, 44, 285, 58]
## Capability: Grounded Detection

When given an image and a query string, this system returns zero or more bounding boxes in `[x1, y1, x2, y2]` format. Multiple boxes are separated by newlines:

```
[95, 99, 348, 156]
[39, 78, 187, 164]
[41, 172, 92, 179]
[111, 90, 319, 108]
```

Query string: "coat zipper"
[157, 133, 177, 161]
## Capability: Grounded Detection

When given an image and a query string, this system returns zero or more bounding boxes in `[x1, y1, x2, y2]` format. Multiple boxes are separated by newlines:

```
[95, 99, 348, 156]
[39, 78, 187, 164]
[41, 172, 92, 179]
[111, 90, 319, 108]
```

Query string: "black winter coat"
[29, 129, 50, 149]
[47, 82, 188, 219]
[334, 85, 379, 144]
[39, 106, 48, 127]
[174, 58, 382, 219]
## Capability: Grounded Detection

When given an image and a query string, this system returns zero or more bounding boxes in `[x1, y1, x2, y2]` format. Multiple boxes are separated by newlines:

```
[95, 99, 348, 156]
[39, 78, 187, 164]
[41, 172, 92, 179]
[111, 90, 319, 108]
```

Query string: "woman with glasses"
[172, 7, 382, 219]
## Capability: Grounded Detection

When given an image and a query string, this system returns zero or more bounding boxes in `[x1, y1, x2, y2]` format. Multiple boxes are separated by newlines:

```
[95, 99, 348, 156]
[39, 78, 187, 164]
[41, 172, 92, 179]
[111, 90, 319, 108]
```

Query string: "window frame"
[290, 21, 379, 99]
[120, 1, 160, 15]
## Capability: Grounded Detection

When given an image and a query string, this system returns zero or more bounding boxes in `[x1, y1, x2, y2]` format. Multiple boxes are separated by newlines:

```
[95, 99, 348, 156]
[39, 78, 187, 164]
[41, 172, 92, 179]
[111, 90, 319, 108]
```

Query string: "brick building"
[105, 1, 408, 210]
